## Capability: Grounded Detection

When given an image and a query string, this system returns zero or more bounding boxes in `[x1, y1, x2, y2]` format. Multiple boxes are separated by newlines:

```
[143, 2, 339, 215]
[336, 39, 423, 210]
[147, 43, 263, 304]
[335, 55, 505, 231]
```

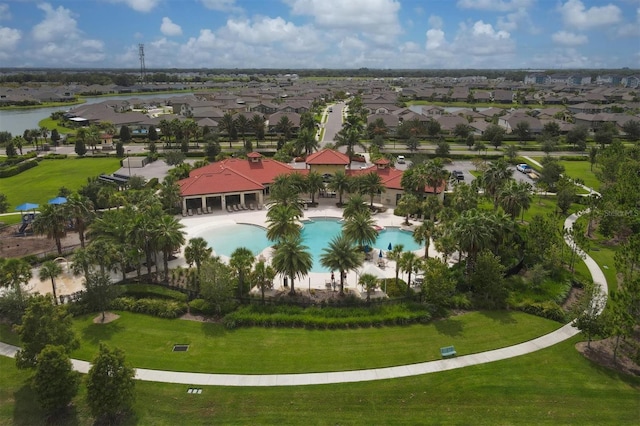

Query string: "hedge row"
[118, 283, 188, 302]
[222, 303, 431, 329]
[0, 158, 39, 178]
[512, 300, 566, 323]
[109, 296, 187, 318]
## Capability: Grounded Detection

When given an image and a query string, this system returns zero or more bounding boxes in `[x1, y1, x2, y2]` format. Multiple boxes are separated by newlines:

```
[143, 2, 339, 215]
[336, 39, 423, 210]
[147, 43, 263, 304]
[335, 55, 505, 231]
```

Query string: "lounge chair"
[207, 206, 213, 214]
[226, 205, 233, 212]
[197, 208, 203, 215]
[241, 204, 248, 210]
[303, 203, 308, 210]
[188, 209, 194, 216]
[257, 204, 263, 210]
[249, 203, 255, 210]
[234, 205, 240, 211]
[182, 210, 187, 217]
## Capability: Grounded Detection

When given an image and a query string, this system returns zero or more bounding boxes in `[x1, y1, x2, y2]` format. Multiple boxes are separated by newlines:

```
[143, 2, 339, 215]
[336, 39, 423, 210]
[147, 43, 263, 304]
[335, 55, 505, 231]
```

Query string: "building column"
[221, 195, 226, 209]
[240, 193, 246, 205]
[201, 196, 206, 209]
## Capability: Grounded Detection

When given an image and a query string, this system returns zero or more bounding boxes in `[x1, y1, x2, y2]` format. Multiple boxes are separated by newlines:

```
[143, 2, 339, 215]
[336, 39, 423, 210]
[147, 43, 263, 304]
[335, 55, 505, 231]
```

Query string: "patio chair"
[249, 203, 255, 210]
[197, 208, 203, 215]
[233, 205, 239, 211]
[188, 209, 194, 216]
[226, 205, 233, 213]
[257, 204, 263, 210]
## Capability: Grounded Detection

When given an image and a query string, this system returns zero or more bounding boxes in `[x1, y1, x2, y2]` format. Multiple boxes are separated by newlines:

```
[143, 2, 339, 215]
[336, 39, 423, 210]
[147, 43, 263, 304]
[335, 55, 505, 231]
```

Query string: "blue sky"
[0, 0, 638, 69]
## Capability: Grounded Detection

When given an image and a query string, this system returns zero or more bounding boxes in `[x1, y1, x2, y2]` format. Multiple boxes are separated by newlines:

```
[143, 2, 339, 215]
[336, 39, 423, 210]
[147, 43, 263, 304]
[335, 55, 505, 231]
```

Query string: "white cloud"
[426, 28, 446, 50]
[552, 30, 587, 46]
[200, 0, 239, 11]
[287, 0, 401, 36]
[457, 0, 534, 12]
[0, 26, 21, 58]
[108, 0, 160, 13]
[428, 15, 443, 29]
[223, 17, 300, 45]
[160, 17, 182, 36]
[617, 8, 640, 37]
[559, 0, 621, 30]
[28, 3, 105, 65]
[0, 3, 11, 20]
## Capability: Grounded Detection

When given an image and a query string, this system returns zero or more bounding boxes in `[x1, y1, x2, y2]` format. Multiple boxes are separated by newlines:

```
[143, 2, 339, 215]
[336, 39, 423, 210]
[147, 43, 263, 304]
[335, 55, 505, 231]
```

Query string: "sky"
[0, 0, 638, 70]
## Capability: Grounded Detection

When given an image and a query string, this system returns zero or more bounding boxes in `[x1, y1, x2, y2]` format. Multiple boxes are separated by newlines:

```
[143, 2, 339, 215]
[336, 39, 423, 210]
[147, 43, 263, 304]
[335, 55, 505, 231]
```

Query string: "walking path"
[0, 208, 606, 386]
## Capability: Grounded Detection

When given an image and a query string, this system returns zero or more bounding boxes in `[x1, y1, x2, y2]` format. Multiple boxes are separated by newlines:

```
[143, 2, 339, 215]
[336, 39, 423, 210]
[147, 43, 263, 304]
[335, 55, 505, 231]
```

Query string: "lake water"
[0, 92, 188, 137]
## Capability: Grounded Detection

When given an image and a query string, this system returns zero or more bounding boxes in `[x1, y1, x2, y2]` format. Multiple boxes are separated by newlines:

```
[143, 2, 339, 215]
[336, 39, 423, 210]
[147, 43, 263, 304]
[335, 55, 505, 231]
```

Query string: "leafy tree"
[205, 140, 221, 161]
[148, 125, 158, 142]
[399, 251, 422, 296]
[164, 150, 185, 166]
[251, 259, 276, 304]
[74, 138, 87, 156]
[32, 345, 79, 416]
[484, 124, 505, 148]
[469, 250, 507, 308]
[513, 121, 530, 144]
[542, 121, 561, 138]
[38, 261, 62, 305]
[5, 141, 16, 157]
[86, 343, 136, 423]
[200, 257, 235, 314]
[50, 129, 61, 147]
[435, 139, 450, 156]
[405, 136, 419, 152]
[275, 115, 295, 143]
[421, 258, 456, 310]
[466, 134, 475, 148]
[425, 119, 441, 138]
[272, 234, 312, 295]
[539, 157, 565, 191]
[453, 123, 471, 140]
[0, 193, 9, 213]
[115, 141, 124, 157]
[504, 144, 518, 162]
[250, 114, 266, 142]
[566, 125, 588, 147]
[320, 234, 364, 295]
[573, 281, 607, 348]
[15, 295, 79, 369]
[594, 125, 615, 149]
[119, 125, 131, 143]
[557, 185, 576, 215]
[83, 271, 120, 322]
[396, 193, 419, 225]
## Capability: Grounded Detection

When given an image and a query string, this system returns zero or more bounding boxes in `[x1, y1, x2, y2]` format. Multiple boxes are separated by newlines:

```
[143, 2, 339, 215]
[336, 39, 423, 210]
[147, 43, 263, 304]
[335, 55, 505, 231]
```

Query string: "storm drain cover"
[187, 388, 202, 394]
[173, 344, 189, 352]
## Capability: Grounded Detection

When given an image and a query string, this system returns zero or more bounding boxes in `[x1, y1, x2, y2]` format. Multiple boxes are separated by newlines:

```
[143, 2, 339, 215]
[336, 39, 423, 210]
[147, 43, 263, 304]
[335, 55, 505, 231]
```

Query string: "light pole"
[126, 149, 131, 176]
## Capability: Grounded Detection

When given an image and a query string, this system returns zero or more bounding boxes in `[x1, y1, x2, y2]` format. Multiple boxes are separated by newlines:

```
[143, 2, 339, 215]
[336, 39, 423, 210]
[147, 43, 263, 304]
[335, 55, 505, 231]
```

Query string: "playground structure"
[17, 212, 36, 234]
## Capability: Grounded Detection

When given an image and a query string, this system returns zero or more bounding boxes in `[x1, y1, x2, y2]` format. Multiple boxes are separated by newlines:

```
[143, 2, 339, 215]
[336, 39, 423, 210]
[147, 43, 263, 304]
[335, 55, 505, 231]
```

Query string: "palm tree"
[275, 115, 294, 142]
[342, 211, 377, 250]
[359, 273, 378, 302]
[184, 237, 212, 294]
[401, 163, 429, 196]
[413, 219, 435, 259]
[294, 128, 318, 156]
[335, 126, 365, 159]
[451, 209, 494, 275]
[70, 247, 92, 279]
[305, 171, 324, 205]
[234, 114, 249, 143]
[159, 119, 172, 147]
[396, 193, 419, 225]
[387, 244, 405, 289]
[32, 204, 67, 255]
[424, 159, 448, 195]
[1, 258, 32, 301]
[342, 194, 368, 220]
[250, 114, 265, 145]
[159, 175, 182, 214]
[481, 159, 512, 210]
[327, 170, 351, 205]
[65, 193, 94, 248]
[230, 247, 255, 299]
[359, 172, 385, 208]
[266, 204, 302, 243]
[271, 235, 312, 295]
[154, 215, 185, 282]
[320, 234, 364, 295]
[500, 180, 533, 222]
[220, 112, 237, 147]
[39, 261, 63, 305]
[421, 196, 442, 222]
[251, 260, 276, 304]
[399, 251, 422, 296]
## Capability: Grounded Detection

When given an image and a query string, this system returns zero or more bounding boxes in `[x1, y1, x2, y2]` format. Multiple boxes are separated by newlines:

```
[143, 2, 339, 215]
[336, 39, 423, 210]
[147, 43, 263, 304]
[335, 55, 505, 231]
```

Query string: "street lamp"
[126, 149, 131, 176]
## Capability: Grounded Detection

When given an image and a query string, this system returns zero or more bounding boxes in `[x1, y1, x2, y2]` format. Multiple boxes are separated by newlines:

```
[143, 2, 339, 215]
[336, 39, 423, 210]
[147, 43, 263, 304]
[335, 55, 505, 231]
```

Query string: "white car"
[397, 155, 406, 164]
[516, 163, 531, 173]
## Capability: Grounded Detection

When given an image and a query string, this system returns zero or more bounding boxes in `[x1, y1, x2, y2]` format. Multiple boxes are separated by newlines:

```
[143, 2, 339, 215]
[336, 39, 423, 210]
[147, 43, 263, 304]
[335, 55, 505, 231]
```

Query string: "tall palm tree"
[335, 126, 365, 160]
[251, 260, 276, 304]
[327, 170, 351, 205]
[399, 251, 422, 296]
[70, 247, 92, 279]
[64, 193, 94, 248]
[320, 234, 364, 295]
[266, 204, 302, 243]
[451, 209, 494, 275]
[342, 211, 377, 250]
[234, 114, 249, 142]
[305, 171, 324, 205]
[294, 128, 318, 156]
[230, 247, 255, 299]
[39, 261, 63, 305]
[275, 115, 294, 142]
[250, 114, 265, 145]
[359, 172, 385, 208]
[159, 119, 172, 146]
[154, 215, 186, 282]
[421, 196, 442, 222]
[184, 237, 212, 294]
[413, 219, 435, 259]
[220, 112, 237, 147]
[424, 159, 448, 195]
[32, 204, 67, 255]
[342, 193, 368, 220]
[387, 244, 405, 289]
[400, 163, 429, 196]
[481, 159, 512, 210]
[499, 180, 533, 221]
[159, 176, 182, 214]
[272, 235, 312, 295]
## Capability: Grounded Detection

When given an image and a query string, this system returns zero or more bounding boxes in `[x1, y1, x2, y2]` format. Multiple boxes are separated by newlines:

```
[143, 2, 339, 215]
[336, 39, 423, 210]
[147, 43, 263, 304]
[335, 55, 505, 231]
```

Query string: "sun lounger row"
[182, 207, 215, 216]
[225, 203, 262, 212]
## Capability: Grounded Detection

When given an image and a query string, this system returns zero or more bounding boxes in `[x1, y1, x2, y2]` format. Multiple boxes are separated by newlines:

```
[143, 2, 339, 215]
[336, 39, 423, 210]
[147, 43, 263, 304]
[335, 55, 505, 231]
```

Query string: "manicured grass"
[37, 117, 75, 134]
[571, 216, 620, 289]
[1, 157, 120, 211]
[558, 160, 600, 191]
[65, 310, 561, 374]
[2, 336, 638, 425]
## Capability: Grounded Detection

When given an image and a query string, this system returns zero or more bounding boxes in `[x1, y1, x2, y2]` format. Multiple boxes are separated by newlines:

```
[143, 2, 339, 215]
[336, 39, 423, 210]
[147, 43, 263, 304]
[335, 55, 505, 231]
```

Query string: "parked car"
[397, 155, 406, 164]
[516, 163, 532, 173]
[452, 170, 464, 181]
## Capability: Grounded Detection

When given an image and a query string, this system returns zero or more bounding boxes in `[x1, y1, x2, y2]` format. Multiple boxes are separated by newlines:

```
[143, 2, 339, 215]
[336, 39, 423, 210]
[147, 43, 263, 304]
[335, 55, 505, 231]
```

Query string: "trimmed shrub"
[0, 159, 39, 178]
[118, 283, 188, 302]
[512, 300, 566, 322]
[109, 296, 187, 318]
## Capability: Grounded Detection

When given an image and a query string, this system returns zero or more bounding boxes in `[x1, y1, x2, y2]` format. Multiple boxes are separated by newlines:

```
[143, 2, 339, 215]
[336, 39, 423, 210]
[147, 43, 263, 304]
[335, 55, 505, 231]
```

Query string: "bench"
[440, 346, 457, 358]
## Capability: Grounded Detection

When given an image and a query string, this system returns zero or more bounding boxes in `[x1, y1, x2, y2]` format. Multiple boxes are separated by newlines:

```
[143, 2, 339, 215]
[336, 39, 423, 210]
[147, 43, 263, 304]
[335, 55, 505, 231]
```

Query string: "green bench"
[440, 346, 457, 358]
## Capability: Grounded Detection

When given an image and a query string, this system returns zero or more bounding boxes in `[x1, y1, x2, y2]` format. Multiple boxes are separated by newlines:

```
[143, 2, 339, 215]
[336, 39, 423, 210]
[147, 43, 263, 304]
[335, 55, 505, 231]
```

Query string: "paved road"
[321, 102, 344, 146]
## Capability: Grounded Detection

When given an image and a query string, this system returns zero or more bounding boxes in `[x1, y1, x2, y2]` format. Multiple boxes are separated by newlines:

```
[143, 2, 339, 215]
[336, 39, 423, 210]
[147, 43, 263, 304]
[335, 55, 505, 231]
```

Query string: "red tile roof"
[349, 166, 445, 194]
[179, 155, 297, 196]
[306, 149, 350, 165]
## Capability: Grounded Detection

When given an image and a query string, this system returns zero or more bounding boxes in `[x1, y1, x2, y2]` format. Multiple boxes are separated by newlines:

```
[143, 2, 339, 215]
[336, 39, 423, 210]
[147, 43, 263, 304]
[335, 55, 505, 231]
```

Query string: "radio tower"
[138, 44, 146, 84]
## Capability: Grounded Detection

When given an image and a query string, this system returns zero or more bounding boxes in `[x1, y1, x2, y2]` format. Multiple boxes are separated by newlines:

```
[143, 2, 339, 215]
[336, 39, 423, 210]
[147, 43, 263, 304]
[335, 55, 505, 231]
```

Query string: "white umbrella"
[359, 263, 387, 279]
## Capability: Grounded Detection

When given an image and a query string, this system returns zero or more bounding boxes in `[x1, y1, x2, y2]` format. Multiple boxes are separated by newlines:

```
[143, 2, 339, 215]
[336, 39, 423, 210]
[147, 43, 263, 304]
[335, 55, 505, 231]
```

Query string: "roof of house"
[306, 149, 350, 165]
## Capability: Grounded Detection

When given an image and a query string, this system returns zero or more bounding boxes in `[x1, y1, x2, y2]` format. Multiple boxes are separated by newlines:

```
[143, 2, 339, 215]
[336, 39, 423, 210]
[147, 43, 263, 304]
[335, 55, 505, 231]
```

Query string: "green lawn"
[558, 160, 601, 191]
[1, 336, 638, 425]
[63, 311, 560, 374]
[1, 157, 120, 211]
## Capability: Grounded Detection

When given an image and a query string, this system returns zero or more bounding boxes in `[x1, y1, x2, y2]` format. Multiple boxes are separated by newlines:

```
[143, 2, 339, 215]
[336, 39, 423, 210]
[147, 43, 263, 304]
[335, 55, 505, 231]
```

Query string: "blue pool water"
[200, 219, 422, 272]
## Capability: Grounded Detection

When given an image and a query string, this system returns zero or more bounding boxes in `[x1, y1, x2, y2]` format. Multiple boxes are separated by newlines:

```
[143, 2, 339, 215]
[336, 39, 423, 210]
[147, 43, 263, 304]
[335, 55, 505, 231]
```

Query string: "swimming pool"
[198, 218, 422, 272]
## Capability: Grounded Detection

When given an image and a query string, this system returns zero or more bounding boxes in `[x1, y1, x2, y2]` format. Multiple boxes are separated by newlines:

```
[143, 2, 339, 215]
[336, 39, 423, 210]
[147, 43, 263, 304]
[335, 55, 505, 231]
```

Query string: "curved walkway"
[0, 212, 607, 387]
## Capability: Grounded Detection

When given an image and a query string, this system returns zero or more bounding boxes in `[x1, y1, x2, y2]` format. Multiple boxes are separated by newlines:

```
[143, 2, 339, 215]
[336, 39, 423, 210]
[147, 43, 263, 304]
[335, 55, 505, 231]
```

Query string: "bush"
[42, 153, 68, 160]
[512, 300, 566, 322]
[188, 298, 217, 316]
[0, 159, 39, 178]
[118, 284, 188, 302]
[109, 297, 187, 318]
